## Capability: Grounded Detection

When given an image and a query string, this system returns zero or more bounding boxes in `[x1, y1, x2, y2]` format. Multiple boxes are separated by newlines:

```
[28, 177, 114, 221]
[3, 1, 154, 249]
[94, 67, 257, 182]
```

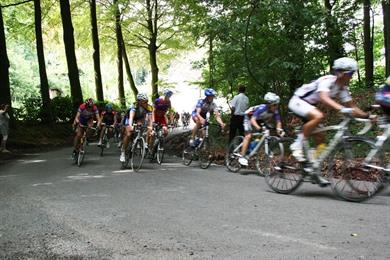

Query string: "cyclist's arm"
[73, 112, 81, 126]
[128, 111, 135, 126]
[196, 107, 205, 123]
[214, 111, 225, 128]
[319, 91, 344, 111]
[344, 101, 369, 118]
[147, 113, 153, 129]
[250, 116, 261, 130]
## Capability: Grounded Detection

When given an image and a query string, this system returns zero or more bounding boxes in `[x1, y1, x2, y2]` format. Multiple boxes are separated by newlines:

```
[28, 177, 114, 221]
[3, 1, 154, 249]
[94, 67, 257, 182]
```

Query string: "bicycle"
[73, 125, 97, 167]
[225, 124, 283, 176]
[121, 124, 147, 172]
[182, 121, 219, 169]
[264, 114, 375, 201]
[149, 123, 165, 164]
[99, 123, 115, 156]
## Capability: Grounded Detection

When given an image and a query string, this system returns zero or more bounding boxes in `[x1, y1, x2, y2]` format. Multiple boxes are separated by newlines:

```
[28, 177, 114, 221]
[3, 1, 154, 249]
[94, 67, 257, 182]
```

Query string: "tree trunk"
[324, 0, 345, 69]
[59, 0, 83, 109]
[122, 39, 138, 98]
[363, 0, 374, 88]
[383, 1, 390, 76]
[34, 0, 53, 123]
[208, 34, 214, 89]
[0, 7, 12, 108]
[146, 0, 159, 100]
[90, 0, 104, 102]
[114, 0, 125, 108]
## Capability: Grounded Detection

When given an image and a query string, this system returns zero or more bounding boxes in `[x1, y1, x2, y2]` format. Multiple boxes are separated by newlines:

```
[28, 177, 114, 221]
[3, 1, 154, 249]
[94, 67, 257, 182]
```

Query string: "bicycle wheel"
[156, 138, 165, 164]
[327, 137, 384, 202]
[131, 138, 145, 172]
[255, 136, 280, 176]
[100, 135, 106, 156]
[225, 136, 243, 173]
[199, 137, 213, 169]
[182, 140, 194, 166]
[77, 138, 86, 167]
[264, 137, 304, 194]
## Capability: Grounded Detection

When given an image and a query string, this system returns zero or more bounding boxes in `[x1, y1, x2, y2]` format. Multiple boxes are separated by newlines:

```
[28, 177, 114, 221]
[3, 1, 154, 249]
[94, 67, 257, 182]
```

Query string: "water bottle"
[248, 140, 258, 153]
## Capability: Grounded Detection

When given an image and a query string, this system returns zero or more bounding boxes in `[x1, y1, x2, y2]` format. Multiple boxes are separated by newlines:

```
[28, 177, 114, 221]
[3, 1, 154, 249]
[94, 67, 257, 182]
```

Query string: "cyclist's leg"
[98, 125, 106, 145]
[120, 125, 132, 161]
[73, 125, 85, 152]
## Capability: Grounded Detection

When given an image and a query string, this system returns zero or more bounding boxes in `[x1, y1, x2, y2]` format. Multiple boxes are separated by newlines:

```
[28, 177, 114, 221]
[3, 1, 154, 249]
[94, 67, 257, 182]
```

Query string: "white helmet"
[332, 57, 358, 71]
[136, 92, 148, 101]
[264, 92, 280, 104]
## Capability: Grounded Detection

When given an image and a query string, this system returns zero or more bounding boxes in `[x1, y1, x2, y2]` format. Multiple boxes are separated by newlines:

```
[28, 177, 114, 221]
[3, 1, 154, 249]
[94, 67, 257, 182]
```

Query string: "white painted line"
[32, 183, 53, 187]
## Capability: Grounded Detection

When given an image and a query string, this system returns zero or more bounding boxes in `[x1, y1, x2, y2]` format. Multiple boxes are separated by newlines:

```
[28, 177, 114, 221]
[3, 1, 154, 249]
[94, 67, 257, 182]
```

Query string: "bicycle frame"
[231, 127, 271, 159]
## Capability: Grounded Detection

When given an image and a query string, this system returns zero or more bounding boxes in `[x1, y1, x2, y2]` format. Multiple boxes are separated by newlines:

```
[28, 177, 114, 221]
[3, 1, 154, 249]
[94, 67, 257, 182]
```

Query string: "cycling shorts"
[288, 95, 315, 118]
[154, 116, 167, 126]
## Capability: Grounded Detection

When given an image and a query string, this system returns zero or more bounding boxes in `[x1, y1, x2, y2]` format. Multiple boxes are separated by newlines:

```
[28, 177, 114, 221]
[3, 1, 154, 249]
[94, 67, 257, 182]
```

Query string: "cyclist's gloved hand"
[339, 107, 354, 114]
[277, 128, 285, 137]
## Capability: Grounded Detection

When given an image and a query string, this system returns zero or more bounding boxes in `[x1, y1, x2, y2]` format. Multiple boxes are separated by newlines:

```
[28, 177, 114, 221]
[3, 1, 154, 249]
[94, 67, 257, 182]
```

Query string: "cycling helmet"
[332, 57, 358, 71]
[264, 92, 280, 104]
[137, 92, 148, 101]
[204, 88, 217, 97]
[85, 98, 94, 107]
[163, 89, 173, 97]
[105, 103, 113, 110]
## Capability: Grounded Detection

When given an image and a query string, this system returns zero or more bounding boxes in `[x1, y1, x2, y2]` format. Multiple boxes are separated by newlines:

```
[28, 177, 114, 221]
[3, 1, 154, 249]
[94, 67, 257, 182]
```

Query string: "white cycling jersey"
[293, 75, 352, 105]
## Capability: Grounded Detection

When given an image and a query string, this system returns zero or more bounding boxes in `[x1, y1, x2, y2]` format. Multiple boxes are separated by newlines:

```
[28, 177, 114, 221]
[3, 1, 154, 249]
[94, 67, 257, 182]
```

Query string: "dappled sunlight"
[112, 169, 133, 174]
[66, 173, 105, 180]
[32, 182, 53, 187]
[18, 159, 47, 164]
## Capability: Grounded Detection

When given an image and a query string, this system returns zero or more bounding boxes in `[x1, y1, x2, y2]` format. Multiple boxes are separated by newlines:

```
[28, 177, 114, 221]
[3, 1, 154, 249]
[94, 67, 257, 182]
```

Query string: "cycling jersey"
[154, 97, 171, 126]
[244, 104, 280, 132]
[129, 103, 153, 122]
[375, 84, 390, 114]
[191, 98, 217, 119]
[78, 103, 98, 126]
[101, 111, 116, 125]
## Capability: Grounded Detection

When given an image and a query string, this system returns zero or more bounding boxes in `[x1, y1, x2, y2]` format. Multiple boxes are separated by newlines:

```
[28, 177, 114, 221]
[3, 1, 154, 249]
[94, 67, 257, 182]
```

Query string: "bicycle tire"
[182, 139, 194, 166]
[156, 138, 165, 165]
[255, 136, 280, 176]
[264, 137, 304, 194]
[131, 138, 145, 172]
[225, 136, 243, 173]
[327, 137, 385, 202]
[100, 135, 106, 157]
[77, 138, 86, 167]
[199, 137, 213, 169]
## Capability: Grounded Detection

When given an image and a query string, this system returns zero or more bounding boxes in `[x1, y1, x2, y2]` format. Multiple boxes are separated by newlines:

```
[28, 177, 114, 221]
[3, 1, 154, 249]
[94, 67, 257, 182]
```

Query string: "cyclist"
[154, 89, 173, 136]
[120, 93, 154, 163]
[72, 98, 101, 156]
[237, 92, 284, 166]
[98, 103, 118, 147]
[190, 88, 226, 145]
[375, 75, 390, 115]
[288, 57, 372, 184]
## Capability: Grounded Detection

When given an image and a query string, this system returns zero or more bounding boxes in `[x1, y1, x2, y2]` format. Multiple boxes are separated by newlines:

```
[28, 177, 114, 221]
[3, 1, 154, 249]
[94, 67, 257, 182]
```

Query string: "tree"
[0, 6, 12, 108]
[114, 0, 125, 107]
[383, 0, 390, 76]
[59, 0, 83, 108]
[363, 0, 374, 88]
[34, 0, 52, 122]
[122, 38, 138, 98]
[90, 0, 104, 102]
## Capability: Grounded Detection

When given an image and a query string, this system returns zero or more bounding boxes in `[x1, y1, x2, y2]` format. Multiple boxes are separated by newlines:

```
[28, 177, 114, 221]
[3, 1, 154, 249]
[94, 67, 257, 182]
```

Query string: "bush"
[51, 96, 74, 122]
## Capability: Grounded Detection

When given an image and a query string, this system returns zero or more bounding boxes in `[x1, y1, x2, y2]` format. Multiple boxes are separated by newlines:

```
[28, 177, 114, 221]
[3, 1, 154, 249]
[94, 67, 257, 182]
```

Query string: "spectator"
[0, 104, 10, 153]
[229, 85, 249, 143]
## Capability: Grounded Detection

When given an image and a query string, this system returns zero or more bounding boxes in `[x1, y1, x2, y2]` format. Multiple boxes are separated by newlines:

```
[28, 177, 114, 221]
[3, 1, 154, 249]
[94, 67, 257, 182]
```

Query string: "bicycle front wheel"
[225, 136, 243, 173]
[255, 136, 280, 176]
[156, 138, 165, 165]
[182, 139, 194, 166]
[131, 138, 145, 172]
[264, 137, 304, 194]
[199, 138, 213, 169]
[327, 137, 384, 202]
[77, 139, 86, 167]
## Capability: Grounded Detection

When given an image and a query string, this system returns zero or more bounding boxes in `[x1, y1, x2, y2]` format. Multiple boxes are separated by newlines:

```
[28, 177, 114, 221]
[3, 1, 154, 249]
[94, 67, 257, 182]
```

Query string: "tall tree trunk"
[383, 1, 390, 76]
[59, 0, 83, 109]
[363, 0, 374, 88]
[122, 39, 138, 98]
[146, 0, 159, 100]
[0, 7, 12, 108]
[324, 0, 345, 69]
[208, 34, 214, 89]
[34, 0, 52, 123]
[90, 0, 103, 102]
[114, 0, 125, 108]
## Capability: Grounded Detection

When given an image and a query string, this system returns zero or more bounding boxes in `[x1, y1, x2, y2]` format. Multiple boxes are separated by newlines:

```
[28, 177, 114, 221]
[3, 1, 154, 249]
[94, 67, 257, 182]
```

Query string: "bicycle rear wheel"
[156, 138, 165, 165]
[131, 138, 145, 172]
[199, 138, 213, 169]
[225, 136, 243, 173]
[327, 137, 384, 202]
[264, 137, 304, 194]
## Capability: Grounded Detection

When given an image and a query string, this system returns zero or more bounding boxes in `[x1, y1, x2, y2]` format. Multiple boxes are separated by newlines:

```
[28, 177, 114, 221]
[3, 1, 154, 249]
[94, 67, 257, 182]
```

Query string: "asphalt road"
[0, 143, 389, 259]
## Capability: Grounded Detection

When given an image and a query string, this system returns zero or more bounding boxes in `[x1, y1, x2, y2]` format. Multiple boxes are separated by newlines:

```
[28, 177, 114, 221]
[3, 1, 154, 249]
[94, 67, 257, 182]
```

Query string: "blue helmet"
[204, 88, 217, 97]
[105, 103, 113, 110]
[163, 89, 173, 97]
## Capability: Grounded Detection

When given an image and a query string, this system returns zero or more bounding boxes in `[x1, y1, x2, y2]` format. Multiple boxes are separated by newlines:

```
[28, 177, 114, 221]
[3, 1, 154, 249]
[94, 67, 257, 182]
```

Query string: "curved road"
[0, 144, 389, 259]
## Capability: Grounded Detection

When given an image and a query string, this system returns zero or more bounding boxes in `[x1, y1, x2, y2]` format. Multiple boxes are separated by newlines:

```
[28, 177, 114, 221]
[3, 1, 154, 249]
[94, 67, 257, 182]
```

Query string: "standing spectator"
[0, 104, 10, 153]
[229, 85, 249, 143]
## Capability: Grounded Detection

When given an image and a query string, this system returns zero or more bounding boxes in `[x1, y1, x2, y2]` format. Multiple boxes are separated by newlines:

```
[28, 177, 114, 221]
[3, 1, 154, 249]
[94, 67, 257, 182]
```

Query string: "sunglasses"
[344, 71, 355, 77]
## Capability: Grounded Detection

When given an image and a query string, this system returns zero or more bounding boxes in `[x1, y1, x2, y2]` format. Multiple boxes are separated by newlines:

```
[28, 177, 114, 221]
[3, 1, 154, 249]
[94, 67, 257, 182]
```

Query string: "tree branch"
[1, 0, 33, 8]
[157, 31, 177, 49]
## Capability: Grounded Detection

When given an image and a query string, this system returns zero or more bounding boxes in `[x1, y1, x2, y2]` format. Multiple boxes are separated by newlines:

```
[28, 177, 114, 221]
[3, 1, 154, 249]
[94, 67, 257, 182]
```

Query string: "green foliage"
[50, 96, 74, 122]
